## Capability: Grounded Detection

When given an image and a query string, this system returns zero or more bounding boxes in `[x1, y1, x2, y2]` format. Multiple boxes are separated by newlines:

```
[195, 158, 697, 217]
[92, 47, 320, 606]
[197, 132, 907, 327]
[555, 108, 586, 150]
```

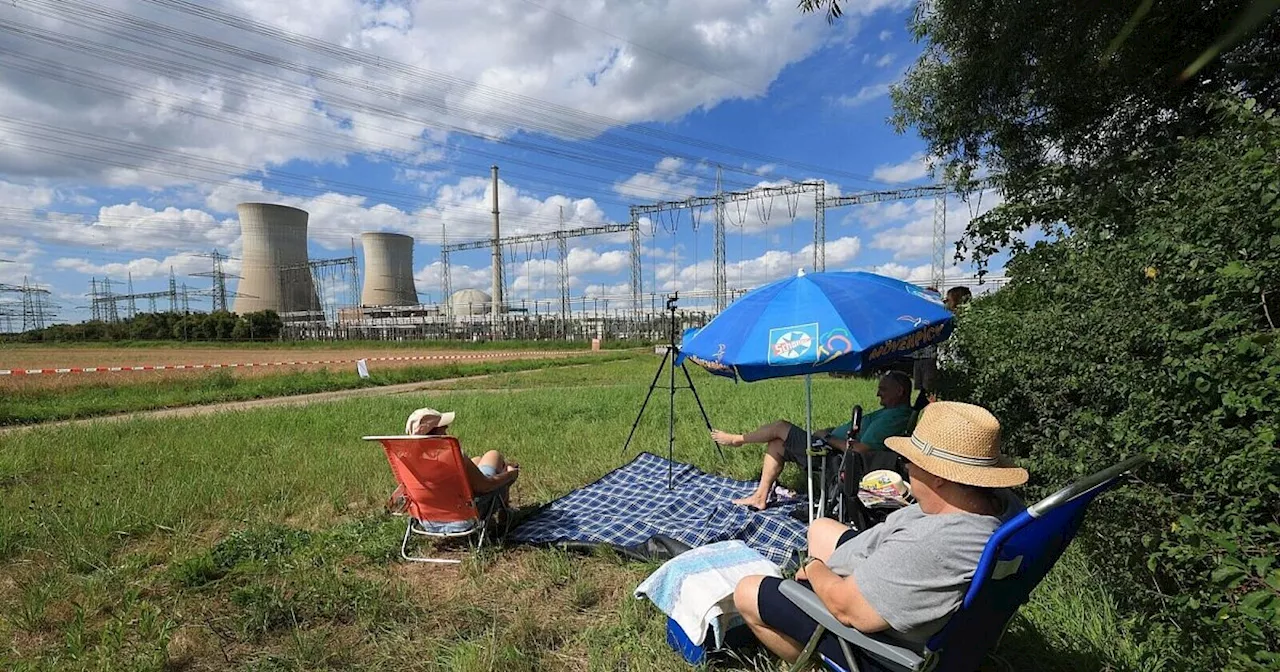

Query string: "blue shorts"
[479, 464, 499, 478]
[754, 529, 891, 671]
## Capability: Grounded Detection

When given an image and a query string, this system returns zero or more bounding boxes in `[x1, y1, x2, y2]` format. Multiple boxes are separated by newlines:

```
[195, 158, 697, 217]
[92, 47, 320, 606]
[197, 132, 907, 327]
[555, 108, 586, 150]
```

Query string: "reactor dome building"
[449, 289, 492, 316]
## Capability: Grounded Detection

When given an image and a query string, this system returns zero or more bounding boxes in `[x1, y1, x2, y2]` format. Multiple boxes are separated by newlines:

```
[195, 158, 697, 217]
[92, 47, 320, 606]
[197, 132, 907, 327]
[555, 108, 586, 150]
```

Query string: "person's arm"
[795, 558, 890, 633]
[851, 408, 903, 453]
[464, 460, 518, 494]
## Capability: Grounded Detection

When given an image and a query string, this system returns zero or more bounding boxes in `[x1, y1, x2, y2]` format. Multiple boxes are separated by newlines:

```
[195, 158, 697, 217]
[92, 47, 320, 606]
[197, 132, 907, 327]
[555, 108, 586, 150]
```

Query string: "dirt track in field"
[0, 347, 584, 390]
[0, 366, 624, 435]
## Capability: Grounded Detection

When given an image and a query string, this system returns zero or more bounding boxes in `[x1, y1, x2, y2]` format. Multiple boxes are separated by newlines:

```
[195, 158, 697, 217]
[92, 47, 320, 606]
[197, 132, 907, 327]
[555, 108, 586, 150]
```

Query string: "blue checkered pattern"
[509, 452, 807, 567]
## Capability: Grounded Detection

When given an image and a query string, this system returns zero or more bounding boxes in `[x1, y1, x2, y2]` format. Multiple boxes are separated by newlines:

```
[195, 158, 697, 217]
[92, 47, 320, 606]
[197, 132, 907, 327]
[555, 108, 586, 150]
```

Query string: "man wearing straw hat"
[733, 402, 1028, 665]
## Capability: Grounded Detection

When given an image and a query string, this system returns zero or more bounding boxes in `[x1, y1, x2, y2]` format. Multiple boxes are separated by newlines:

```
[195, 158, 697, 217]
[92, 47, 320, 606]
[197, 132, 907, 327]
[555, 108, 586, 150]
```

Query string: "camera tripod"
[621, 292, 721, 489]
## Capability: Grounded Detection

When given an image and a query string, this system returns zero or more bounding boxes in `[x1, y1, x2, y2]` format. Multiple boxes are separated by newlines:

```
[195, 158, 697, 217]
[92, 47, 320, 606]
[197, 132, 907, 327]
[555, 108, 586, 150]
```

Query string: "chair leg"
[791, 624, 827, 672]
[837, 637, 862, 672]
[399, 519, 461, 565]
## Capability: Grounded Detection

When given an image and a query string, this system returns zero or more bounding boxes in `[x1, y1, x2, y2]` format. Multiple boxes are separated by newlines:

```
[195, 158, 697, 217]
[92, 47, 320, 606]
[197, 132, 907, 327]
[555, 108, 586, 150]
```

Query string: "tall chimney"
[490, 165, 503, 323]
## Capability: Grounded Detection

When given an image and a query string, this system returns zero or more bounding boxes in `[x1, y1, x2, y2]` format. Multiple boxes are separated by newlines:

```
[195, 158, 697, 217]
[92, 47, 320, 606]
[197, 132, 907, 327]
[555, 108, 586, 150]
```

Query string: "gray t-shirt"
[825, 490, 1022, 647]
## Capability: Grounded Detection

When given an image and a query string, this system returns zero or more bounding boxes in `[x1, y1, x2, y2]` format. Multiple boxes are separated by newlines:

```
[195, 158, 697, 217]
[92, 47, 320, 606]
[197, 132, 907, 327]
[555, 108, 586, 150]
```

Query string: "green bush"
[12, 309, 284, 342]
[942, 102, 1280, 669]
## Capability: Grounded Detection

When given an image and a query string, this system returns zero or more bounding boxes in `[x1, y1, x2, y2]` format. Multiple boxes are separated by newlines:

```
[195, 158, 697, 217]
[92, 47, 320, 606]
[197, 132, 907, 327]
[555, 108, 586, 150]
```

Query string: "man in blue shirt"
[711, 371, 914, 510]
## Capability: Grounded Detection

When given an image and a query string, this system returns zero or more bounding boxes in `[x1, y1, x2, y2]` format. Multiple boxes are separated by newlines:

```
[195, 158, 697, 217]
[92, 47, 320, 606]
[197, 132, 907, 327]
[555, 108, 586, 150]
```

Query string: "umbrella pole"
[806, 374, 814, 525]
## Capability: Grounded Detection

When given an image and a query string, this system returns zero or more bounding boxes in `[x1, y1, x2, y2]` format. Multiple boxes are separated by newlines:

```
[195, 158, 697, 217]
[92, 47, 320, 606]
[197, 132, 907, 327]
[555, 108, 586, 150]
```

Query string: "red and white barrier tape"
[0, 351, 560, 376]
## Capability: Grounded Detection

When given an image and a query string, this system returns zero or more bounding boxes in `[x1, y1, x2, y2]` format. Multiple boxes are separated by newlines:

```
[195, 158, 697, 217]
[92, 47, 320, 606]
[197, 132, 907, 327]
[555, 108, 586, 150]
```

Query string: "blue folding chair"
[780, 454, 1148, 672]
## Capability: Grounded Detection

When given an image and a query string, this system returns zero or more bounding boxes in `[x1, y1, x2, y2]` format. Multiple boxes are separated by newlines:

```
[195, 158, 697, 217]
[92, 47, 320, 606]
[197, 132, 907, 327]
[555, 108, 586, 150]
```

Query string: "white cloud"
[0, 181, 55, 211]
[206, 173, 616, 250]
[875, 53, 896, 68]
[614, 157, 702, 200]
[1, 198, 240, 254]
[879, 30, 893, 41]
[871, 152, 930, 183]
[0, 0, 854, 188]
[869, 189, 1004, 260]
[416, 260, 490, 297]
[834, 82, 892, 108]
[52, 251, 226, 280]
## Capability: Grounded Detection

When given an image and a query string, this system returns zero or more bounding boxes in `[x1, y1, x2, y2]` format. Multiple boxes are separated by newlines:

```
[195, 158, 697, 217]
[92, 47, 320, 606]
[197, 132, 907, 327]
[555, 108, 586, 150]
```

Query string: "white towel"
[634, 541, 781, 647]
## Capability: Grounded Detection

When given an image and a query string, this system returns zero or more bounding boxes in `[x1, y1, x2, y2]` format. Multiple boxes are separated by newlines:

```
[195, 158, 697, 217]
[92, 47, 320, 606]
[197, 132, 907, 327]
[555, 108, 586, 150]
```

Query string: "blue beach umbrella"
[680, 270, 954, 520]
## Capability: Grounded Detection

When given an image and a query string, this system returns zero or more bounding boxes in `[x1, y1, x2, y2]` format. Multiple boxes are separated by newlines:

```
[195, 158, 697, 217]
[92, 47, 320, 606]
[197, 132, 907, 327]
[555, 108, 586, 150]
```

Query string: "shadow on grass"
[993, 613, 1117, 672]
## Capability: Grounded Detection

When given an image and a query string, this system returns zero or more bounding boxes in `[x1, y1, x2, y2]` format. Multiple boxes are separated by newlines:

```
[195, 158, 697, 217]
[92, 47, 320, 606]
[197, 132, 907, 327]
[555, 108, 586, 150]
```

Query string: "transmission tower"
[169, 267, 179, 312]
[440, 221, 452, 320]
[442, 222, 638, 319]
[126, 273, 138, 319]
[714, 167, 727, 311]
[931, 193, 947, 290]
[558, 207, 570, 324]
[192, 250, 239, 312]
[17, 277, 53, 331]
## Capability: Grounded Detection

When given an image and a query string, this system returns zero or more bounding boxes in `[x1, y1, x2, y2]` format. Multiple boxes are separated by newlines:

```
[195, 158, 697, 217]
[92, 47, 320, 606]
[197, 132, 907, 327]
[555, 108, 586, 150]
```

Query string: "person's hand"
[795, 557, 823, 581]
[813, 428, 832, 440]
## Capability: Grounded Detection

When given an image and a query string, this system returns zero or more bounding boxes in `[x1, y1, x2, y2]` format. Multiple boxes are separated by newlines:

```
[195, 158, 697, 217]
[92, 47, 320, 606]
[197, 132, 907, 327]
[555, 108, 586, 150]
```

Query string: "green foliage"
[12, 310, 285, 342]
[880, 0, 1280, 272]
[941, 103, 1280, 669]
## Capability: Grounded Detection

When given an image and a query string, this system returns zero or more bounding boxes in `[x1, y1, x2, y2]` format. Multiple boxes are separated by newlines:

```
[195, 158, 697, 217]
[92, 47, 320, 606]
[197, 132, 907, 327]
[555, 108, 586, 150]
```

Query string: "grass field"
[0, 352, 638, 427]
[0, 358, 1159, 671]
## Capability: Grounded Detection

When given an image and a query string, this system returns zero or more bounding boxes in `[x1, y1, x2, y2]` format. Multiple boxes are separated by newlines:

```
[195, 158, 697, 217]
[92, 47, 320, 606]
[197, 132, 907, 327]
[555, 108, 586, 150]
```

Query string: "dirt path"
[0, 367, 617, 435]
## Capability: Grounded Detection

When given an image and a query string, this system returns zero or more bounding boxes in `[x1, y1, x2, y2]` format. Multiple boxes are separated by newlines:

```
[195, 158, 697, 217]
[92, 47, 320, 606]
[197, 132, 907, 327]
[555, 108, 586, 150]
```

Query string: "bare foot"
[732, 493, 769, 511]
[711, 429, 746, 447]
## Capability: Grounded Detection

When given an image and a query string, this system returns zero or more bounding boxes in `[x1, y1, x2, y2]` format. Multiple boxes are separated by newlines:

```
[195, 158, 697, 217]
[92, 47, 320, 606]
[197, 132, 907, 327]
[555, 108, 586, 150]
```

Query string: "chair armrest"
[778, 580, 924, 671]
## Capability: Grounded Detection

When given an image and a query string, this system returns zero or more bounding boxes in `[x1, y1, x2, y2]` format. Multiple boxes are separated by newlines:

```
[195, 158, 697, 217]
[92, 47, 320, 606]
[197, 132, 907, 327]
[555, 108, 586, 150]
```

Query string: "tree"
[802, 2, 1280, 668]
[804, 0, 1280, 268]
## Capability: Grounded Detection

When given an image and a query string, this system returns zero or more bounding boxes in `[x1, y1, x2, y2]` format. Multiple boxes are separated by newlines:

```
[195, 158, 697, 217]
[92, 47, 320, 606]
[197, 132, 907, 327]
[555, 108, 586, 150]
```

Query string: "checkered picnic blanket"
[509, 452, 807, 567]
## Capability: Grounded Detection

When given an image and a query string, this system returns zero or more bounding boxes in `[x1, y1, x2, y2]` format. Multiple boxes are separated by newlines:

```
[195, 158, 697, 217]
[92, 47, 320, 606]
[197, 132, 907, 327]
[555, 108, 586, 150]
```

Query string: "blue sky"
[0, 0, 1002, 325]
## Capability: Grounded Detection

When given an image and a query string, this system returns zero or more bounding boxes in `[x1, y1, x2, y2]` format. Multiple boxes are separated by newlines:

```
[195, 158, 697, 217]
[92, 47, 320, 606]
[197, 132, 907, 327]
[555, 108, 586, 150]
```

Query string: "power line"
[10, 0, 891, 187]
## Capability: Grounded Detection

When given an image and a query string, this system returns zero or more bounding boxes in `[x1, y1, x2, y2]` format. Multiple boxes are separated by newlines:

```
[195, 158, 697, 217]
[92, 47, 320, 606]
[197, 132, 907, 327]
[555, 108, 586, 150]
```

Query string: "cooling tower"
[232, 203, 321, 315]
[360, 232, 418, 306]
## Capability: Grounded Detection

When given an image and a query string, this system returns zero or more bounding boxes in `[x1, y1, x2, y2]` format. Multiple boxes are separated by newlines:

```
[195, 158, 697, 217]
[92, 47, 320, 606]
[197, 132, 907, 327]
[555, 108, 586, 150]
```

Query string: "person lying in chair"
[709, 371, 913, 510]
[405, 407, 519, 494]
[733, 402, 1027, 665]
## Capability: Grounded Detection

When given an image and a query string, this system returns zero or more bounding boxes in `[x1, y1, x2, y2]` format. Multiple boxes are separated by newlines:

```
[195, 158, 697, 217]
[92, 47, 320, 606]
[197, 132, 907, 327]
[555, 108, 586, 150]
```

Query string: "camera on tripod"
[665, 292, 679, 312]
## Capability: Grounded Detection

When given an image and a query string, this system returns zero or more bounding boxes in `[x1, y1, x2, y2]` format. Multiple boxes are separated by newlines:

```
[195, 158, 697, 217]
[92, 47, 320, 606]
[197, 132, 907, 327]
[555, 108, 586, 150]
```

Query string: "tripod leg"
[680, 361, 723, 460]
[621, 348, 671, 454]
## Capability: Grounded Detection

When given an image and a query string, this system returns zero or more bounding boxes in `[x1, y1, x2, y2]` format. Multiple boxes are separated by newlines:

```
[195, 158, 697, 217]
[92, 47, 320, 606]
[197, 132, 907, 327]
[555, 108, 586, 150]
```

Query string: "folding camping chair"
[363, 435, 516, 564]
[782, 454, 1149, 672]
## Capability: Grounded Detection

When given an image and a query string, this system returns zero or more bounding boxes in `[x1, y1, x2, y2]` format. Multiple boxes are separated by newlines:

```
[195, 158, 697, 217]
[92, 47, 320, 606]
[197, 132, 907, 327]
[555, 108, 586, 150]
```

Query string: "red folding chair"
[363, 435, 515, 564]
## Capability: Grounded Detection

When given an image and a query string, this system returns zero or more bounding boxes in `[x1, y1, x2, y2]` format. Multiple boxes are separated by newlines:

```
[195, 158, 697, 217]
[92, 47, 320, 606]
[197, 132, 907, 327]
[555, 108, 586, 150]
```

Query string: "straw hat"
[884, 401, 1028, 488]
[405, 407, 455, 435]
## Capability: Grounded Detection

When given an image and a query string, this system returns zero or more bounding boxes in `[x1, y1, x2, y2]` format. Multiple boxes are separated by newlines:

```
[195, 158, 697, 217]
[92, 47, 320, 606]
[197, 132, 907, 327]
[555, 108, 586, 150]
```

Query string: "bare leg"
[807, 517, 852, 562]
[732, 438, 787, 510]
[471, 450, 506, 473]
[711, 419, 794, 447]
[734, 575, 805, 663]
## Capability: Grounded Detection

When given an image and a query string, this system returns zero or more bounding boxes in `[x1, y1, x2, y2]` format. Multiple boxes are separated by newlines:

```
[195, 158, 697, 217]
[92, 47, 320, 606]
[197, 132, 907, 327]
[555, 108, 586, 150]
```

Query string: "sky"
[0, 0, 1005, 325]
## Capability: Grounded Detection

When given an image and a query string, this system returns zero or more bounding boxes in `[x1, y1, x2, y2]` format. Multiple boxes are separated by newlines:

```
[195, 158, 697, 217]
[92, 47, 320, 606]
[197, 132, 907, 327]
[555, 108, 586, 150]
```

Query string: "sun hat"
[884, 401, 1028, 488]
[404, 407, 455, 435]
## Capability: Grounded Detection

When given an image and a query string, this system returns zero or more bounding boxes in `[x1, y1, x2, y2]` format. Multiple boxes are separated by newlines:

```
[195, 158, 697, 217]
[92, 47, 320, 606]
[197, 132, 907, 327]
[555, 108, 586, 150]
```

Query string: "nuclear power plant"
[360, 232, 418, 306]
[232, 202, 321, 316]
[216, 176, 689, 342]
